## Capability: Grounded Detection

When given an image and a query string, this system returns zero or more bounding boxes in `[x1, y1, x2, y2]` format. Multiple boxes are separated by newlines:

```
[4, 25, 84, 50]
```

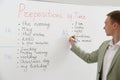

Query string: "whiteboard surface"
[0, 0, 120, 80]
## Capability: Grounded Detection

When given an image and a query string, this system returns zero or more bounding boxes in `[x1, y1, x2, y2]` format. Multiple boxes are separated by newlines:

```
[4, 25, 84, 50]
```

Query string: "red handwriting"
[18, 3, 87, 20]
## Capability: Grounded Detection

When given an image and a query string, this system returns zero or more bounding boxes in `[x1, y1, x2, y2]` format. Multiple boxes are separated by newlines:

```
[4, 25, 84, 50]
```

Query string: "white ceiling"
[34, 0, 120, 6]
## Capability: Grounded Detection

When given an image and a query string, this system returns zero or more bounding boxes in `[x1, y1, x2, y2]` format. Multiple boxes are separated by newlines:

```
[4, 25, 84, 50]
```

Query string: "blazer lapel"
[108, 47, 120, 74]
[98, 41, 109, 72]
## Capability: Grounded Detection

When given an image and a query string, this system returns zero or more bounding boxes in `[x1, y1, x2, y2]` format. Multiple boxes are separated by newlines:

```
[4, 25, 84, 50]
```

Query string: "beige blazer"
[71, 40, 120, 80]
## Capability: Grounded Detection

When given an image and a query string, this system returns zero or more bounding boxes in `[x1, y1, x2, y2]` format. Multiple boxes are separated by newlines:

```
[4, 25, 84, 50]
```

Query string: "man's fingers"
[71, 35, 76, 39]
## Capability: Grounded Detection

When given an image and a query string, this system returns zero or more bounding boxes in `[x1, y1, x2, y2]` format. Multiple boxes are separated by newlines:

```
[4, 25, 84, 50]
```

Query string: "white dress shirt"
[102, 40, 120, 80]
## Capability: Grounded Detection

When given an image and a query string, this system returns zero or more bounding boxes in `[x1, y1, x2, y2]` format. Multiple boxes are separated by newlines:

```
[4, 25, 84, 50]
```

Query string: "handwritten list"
[17, 20, 50, 72]
[71, 21, 92, 43]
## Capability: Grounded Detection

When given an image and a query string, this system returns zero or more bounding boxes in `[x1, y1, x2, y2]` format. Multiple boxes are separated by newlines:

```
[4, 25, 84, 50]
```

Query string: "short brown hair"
[107, 10, 120, 25]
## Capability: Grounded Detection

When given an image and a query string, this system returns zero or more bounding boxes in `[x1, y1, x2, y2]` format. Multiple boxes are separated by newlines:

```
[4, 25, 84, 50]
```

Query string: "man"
[69, 10, 120, 80]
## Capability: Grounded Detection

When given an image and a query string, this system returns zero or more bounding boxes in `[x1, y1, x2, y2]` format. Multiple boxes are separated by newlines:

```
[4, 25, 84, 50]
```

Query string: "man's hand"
[69, 35, 76, 46]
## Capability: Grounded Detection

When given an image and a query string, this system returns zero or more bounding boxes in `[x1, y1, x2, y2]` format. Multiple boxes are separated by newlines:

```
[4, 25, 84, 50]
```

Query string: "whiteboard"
[0, 0, 120, 80]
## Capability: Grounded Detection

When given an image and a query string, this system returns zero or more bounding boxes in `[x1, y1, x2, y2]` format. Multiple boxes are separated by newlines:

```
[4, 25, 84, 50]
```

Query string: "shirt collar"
[109, 40, 120, 47]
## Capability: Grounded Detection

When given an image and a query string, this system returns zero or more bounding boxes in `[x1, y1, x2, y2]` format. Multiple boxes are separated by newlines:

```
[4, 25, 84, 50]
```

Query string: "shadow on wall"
[48, 35, 70, 70]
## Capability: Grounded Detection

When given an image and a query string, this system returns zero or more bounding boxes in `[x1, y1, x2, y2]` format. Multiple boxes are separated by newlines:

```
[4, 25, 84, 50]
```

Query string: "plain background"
[34, 0, 120, 6]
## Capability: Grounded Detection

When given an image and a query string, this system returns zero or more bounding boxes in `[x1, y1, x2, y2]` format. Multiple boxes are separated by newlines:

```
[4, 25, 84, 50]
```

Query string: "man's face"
[104, 16, 114, 36]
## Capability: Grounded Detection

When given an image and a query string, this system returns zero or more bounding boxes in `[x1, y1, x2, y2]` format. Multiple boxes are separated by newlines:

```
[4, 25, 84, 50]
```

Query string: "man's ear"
[113, 22, 119, 29]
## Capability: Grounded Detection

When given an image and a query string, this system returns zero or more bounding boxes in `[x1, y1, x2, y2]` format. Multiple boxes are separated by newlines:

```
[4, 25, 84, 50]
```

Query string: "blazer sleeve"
[71, 45, 99, 63]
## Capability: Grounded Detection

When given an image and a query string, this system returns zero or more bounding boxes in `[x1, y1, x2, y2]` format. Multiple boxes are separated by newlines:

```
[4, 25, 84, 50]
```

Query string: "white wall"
[35, 0, 120, 6]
